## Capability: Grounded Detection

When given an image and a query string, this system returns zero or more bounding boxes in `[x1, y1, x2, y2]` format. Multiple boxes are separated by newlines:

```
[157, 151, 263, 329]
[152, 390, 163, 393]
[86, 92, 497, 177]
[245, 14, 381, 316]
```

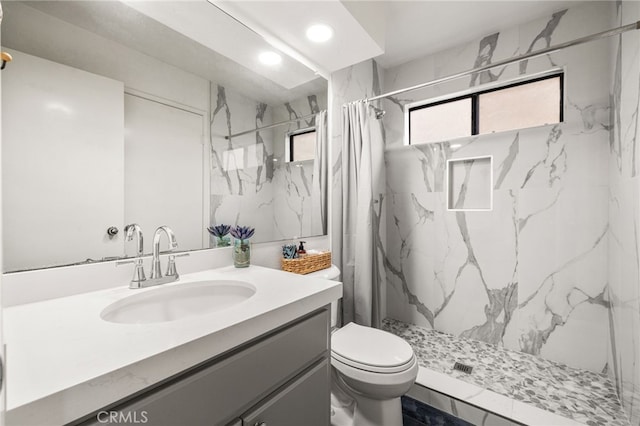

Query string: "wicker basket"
[281, 251, 331, 275]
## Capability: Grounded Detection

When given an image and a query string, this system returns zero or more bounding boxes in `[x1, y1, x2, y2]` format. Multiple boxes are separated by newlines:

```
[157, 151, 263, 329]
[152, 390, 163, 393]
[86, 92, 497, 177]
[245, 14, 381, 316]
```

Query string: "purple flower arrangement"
[207, 224, 231, 238]
[230, 225, 255, 241]
[207, 224, 255, 265]
[230, 225, 255, 268]
[207, 224, 231, 247]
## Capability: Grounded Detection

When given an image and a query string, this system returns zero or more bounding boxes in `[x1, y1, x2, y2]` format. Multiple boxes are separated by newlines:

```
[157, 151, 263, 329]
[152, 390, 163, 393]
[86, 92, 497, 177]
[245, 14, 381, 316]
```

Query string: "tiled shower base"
[383, 318, 629, 426]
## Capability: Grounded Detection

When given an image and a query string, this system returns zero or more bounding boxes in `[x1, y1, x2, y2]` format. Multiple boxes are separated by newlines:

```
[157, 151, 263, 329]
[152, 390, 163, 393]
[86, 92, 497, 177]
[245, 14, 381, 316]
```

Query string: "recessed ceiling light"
[306, 24, 333, 43]
[259, 51, 282, 66]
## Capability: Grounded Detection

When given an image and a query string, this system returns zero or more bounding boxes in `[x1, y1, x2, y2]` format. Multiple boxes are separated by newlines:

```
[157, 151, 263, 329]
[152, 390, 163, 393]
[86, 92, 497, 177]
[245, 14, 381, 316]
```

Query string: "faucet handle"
[116, 258, 147, 288]
[165, 257, 178, 278]
[165, 253, 189, 278]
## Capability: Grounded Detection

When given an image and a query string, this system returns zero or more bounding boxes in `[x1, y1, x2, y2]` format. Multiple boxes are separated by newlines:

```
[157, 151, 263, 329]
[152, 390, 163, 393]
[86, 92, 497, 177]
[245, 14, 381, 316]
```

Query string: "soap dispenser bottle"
[297, 241, 307, 257]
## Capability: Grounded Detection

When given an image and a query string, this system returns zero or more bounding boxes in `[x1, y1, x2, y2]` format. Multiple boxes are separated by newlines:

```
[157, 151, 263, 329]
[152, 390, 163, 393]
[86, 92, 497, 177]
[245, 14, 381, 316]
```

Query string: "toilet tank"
[305, 264, 340, 327]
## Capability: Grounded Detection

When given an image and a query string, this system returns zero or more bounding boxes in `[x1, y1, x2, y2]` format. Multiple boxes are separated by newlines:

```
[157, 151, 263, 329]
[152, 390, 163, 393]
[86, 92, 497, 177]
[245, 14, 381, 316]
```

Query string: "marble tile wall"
[382, 1, 614, 374]
[208, 83, 326, 245]
[608, 1, 640, 424]
[271, 92, 326, 241]
[209, 83, 276, 243]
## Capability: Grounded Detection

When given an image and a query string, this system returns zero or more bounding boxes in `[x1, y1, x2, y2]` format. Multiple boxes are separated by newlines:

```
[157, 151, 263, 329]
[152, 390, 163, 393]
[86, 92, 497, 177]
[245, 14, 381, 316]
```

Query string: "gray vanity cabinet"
[75, 307, 330, 426]
[241, 359, 329, 426]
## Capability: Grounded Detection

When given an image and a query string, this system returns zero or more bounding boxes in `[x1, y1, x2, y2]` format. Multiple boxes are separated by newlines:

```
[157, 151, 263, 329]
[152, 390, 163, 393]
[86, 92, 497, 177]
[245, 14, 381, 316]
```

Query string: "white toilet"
[306, 265, 419, 426]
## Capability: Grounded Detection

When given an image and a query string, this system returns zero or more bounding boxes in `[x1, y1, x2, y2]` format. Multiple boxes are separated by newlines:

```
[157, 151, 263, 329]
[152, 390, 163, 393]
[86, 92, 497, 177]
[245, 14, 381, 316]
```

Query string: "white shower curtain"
[341, 102, 386, 328]
[312, 110, 328, 235]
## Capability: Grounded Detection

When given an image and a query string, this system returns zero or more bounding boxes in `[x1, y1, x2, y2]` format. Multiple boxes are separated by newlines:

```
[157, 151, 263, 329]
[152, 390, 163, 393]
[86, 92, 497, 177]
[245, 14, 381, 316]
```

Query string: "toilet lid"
[305, 264, 340, 280]
[331, 322, 415, 373]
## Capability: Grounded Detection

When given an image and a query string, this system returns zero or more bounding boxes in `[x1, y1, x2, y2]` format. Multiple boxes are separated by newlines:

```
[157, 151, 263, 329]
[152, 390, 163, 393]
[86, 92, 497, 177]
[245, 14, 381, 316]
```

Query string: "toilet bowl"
[306, 265, 418, 426]
[331, 322, 418, 426]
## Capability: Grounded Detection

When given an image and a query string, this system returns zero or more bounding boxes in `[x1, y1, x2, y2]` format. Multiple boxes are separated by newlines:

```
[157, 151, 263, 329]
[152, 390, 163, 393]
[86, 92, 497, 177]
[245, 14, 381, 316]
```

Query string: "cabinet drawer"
[242, 358, 330, 426]
[78, 308, 329, 426]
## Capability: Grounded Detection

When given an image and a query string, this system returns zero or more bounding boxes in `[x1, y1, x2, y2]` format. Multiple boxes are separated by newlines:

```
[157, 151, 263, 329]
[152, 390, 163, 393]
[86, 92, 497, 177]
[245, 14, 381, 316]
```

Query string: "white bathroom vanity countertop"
[4, 265, 342, 425]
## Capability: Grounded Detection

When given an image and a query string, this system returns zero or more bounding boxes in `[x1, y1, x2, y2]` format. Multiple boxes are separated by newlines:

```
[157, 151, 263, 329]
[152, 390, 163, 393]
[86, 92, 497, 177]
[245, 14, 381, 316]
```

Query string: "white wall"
[2, 50, 124, 271]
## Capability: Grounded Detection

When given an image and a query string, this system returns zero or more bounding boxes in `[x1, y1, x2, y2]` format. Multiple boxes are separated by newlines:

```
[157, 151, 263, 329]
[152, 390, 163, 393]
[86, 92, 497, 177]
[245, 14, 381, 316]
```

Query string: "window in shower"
[406, 71, 563, 145]
[408, 96, 473, 144]
[286, 128, 316, 162]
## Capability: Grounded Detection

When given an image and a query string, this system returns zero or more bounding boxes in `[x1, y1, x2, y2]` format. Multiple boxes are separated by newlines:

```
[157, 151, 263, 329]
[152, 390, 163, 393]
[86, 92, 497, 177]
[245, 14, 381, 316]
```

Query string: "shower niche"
[446, 156, 493, 211]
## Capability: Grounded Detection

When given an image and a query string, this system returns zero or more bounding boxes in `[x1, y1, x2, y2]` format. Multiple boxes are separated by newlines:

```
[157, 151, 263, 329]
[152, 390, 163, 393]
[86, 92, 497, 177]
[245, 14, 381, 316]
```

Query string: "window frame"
[404, 69, 565, 146]
[285, 127, 316, 163]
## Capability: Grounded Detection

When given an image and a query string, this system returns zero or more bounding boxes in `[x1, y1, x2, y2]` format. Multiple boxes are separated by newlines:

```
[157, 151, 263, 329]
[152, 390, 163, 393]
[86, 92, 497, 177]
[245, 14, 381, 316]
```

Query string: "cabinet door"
[242, 359, 330, 426]
[124, 93, 205, 255]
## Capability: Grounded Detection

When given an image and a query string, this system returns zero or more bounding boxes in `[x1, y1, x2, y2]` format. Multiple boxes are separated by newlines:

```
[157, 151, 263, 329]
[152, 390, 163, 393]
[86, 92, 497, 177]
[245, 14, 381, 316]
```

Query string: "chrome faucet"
[117, 224, 188, 289]
[149, 225, 179, 283]
[123, 223, 146, 288]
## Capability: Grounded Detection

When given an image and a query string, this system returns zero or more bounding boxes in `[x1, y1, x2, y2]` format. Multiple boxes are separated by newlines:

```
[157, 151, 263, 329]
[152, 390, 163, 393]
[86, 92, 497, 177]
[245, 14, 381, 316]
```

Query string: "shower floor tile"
[383, 318, 629, 426]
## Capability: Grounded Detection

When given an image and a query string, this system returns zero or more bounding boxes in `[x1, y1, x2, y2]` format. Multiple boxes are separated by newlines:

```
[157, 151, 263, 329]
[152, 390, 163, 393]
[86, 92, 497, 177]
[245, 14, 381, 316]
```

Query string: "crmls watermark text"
[96, 410, 149, 424]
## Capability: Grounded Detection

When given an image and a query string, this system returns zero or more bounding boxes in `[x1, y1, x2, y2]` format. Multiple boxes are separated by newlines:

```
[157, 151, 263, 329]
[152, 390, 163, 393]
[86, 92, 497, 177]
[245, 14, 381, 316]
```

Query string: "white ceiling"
[6, 0, 590, 103]
[123, 0, 319, 89]
[218, 0, 586, 73]
[213, 0, 385, 76]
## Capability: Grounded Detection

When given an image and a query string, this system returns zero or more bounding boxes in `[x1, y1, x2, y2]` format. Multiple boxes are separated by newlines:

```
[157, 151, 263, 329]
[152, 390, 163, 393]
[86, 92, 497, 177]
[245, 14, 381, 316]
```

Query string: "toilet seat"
[332, 351, 416, 374]
[331, 322, 415, 373]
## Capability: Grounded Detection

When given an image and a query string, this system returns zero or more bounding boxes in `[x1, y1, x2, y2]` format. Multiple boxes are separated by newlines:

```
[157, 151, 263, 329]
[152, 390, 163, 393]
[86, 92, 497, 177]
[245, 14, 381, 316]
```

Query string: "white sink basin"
[101, 280, 256, 324]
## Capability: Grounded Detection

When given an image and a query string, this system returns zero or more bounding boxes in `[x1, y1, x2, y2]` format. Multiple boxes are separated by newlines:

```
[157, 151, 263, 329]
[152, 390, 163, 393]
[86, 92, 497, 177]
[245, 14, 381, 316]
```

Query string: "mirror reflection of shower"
[0, 0, 329, 272]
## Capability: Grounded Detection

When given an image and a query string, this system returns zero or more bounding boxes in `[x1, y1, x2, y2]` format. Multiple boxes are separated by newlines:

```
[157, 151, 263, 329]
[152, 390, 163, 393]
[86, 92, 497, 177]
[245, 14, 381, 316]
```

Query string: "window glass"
[289, 130, 316, 162]
[479, 76, 561, 134]
[409, 97, 472, 145]
[406, 73, 563, 145]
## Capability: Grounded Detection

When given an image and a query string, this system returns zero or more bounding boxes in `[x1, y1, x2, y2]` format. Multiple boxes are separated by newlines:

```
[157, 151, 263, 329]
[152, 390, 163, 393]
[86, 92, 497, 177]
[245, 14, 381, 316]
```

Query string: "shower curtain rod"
[224, 112, 319, 139]
[352, 20, 640, 105]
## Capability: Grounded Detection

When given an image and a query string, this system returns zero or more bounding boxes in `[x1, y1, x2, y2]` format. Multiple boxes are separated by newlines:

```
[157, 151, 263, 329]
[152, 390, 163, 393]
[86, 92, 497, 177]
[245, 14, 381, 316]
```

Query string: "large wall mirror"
[1, 1, 328, 272]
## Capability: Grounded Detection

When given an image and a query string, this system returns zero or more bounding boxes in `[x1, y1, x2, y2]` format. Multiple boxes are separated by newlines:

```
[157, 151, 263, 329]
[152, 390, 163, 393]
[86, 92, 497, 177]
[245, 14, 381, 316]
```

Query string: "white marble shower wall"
[271, 92, 327, 241]
[209, 84, 326, 244]
[608, 1, 640, 424]
[383, 1, 613, 375]
[209, 84, 276, 243]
